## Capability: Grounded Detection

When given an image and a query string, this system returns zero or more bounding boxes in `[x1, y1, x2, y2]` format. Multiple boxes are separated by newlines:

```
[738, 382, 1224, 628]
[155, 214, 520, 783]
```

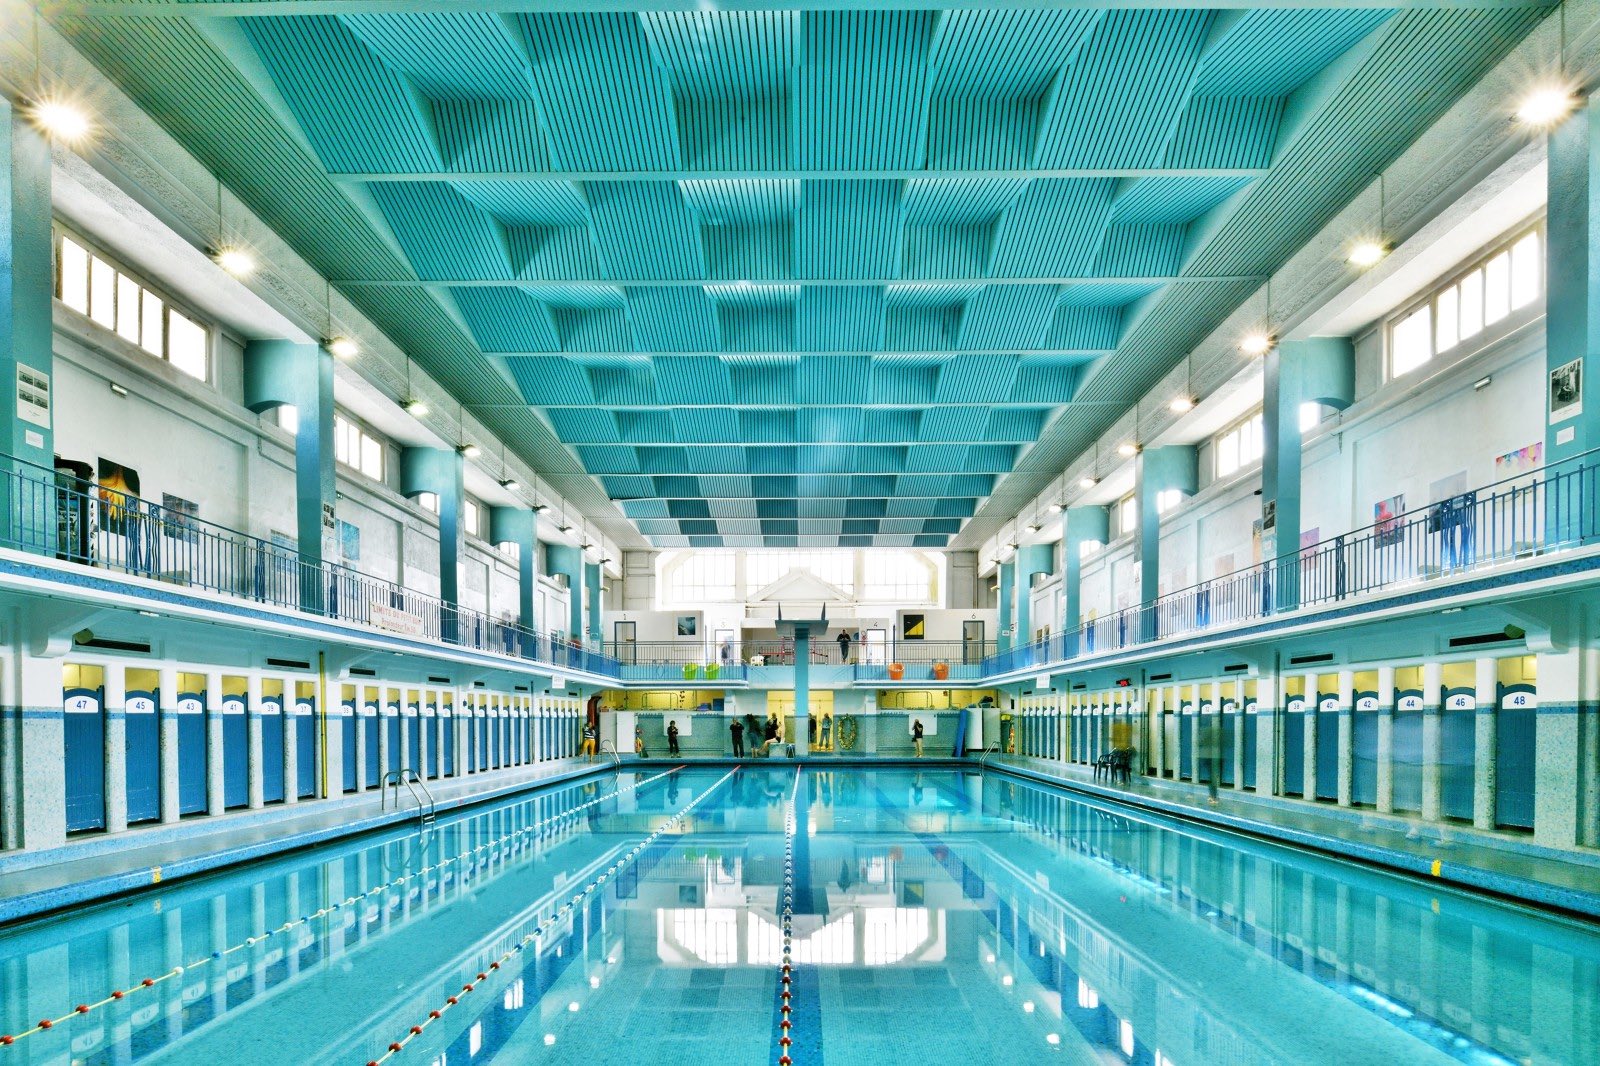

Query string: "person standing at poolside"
[912, 718, 925, 757]
[730, 717, 745, 757]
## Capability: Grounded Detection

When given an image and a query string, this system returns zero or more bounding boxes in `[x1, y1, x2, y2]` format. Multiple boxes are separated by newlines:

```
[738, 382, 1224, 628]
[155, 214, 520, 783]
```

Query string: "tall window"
[1156, 488, 1183, 515]
[417, 492, 440, 515]
[664, 551, 737, 603]
[860, 551, 937, 602]
[1215, 411, 1264, 478]
[464, 499, 481, 538]
[1117, 495, 1137, 533]
[1388, 226, 1543, 380]
[333, 414, 384, 481]
[747, 550, 853, 592]
[55, 230, 211, 381]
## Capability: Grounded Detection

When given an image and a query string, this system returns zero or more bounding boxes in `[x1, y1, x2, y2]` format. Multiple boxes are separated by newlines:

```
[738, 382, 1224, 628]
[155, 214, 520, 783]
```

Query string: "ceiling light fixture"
[458, 443, 480, 459]
[1347, 172, 1390, 269]
[401, 356, 427, 416]
[1518, 85, 1578, 127]
[499, 477, 519, 491]
[533, 502, 550, 514]
[1169, 353, 1196, 414]
[326, 336, 358, 360]
[1047, 502, 1063, 514]
[1079, 475, 1099, 489]
[31, 99, 89, 142]
[1168, 395, 1195, 414]
[1239, 277, 1275, 355]
[558, 523, 573, 534]
[1026, 522, 1041, 534]
[215, 246, 255, 277]
[1517, 4, 1578, 128]
[1117, 442, 1139, 458]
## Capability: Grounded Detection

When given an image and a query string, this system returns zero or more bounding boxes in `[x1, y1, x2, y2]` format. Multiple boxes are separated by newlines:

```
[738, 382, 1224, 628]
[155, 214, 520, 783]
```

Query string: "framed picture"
[902, 613, 925, 640]
[1551, 358, 1583, 423]
[96, 458, 140, 534]
[162, 493, 199, 544]
[676, 614, 697, 637]
[337, 519, 361, 563]
[1374, 494, 1405, 547]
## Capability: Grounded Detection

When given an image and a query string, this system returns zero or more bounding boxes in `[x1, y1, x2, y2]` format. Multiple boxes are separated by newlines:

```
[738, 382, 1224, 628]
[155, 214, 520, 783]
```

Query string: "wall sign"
[16, 366, 49, 427]
[1551, 357, 1583, 423]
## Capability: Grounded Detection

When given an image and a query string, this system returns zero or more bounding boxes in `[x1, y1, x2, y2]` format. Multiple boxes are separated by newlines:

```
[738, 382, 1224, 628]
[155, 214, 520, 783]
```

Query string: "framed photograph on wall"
[1551, 357, 1583, 423]
[902, 613, 925, 640]
[676, 614, 698, 637]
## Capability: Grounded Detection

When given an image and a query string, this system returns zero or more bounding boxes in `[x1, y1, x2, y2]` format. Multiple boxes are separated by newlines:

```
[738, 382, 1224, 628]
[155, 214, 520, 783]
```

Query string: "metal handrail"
[977, 742, 1001, 768]
[986, 447, 1600, 674]
[599, 740, 621, 770]
[0, 453, 623, 679]
[381, 769, 436, 827]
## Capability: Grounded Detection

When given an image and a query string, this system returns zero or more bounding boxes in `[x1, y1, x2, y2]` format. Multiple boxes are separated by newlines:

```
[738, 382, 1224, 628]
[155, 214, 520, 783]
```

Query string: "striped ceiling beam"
[70, 1, 1556, 15]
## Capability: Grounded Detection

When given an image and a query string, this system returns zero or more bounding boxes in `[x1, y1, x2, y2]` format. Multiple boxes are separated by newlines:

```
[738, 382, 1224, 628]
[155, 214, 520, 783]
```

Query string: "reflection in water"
[0, 768, 1595, 1065]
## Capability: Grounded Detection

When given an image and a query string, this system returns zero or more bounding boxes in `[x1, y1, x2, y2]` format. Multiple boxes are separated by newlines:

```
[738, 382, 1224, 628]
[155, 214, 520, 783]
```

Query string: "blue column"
[0, 103, 56, 550]
[1062, 505, 1110, 655]
[1014, 544, 1054, 649]
[997, 560, 1015, 652]
[1135, 446, 1198, 640]
[1548, 102, 1600, 544]
[244, 340, 334, 609]
[400, 447, 464, 636]
[584, 560, 602, 643]
[489, 506, 537, 632]
[1262, 338, 1353, 610]
[546, 543, 585, 640]
[793, 624, 811, 757]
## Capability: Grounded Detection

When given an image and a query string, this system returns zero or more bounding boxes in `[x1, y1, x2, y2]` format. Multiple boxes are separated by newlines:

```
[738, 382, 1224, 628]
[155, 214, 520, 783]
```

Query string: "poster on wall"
[337, 519, 361, 563]
[676, 614, 697, 637]
[1551, 358, 1583, 423]
[1250, 519, 1263, 565]
[1299, 528, 1320, 551]
[1374, 494, 1405, 547]
[96, 459, 140, 534]
[162, 494, 199, 544]
[1495, 442, 1542, 475]
[902, 613, 925, 640]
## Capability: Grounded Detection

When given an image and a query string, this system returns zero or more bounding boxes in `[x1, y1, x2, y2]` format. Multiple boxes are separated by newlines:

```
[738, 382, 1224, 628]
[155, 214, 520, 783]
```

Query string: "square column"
[158, 666, 181, 823]
[1420, 661, 1444, 822]
[1473, 658, 1497, 831]
[246, 674, 265, 810]
[104, 666, 128, 834]
[1376, 665, 1396, 814]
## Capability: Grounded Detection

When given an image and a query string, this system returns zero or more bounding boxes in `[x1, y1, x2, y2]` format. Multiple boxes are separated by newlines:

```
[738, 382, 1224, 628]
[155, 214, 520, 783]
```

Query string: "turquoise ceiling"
[54, 3, 1546, 549]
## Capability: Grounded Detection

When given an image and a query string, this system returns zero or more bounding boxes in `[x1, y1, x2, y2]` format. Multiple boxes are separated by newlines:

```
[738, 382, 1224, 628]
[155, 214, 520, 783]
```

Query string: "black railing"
[0, 455, 621, 678]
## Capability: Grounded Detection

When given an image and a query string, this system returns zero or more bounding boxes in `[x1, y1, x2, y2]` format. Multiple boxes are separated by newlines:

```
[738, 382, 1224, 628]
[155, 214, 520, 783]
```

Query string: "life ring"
[837, 715, 859, 751]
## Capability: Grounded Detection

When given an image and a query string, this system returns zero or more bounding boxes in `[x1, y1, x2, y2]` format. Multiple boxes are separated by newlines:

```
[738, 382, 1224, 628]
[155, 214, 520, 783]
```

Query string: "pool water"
[1, 766, 1597, 1065]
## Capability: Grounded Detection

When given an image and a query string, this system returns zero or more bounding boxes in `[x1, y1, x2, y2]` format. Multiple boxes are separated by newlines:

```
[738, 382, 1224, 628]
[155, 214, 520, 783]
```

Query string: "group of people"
[729, 712, 786, 757]
[580, 699, 926, 760]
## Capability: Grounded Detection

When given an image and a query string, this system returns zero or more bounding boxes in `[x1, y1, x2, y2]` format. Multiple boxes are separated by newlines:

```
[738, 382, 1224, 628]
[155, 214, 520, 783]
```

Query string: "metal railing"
[978, 742, 1001, 768]
[986, 449, 1600, 675]
[380, 769, 436, 828]
[599, 740, 621, 769]
[0, 455, 623, 679]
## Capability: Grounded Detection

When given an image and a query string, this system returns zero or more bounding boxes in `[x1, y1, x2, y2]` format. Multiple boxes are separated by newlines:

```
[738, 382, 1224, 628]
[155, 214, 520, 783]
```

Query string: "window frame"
[331, 412, 386, 483]
[53, 225, 214, 384]
[1384, 220, 1544, 383]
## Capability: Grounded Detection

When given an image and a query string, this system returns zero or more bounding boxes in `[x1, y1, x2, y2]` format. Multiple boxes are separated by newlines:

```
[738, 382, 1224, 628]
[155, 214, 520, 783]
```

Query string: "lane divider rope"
[0, 766, 686, 1049]
[777, 767, 800, 1066]
[366, 767, 740, 1065]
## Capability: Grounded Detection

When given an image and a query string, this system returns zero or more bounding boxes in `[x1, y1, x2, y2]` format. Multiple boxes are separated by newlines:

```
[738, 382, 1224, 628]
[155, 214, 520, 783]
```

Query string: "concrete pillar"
[104, 666, 128, 834]
[246, 674, 265, 810]
[1303, 672, 1319, 801]
[1149, 686, 1164, 776]
[1546, 100, 1600, 486]
[1014, 544, 1053, 651]
[1533, 642, 1598, 848]
[243, 341, 335, 610]
[794, 625, 812, 756]
[322, 685, 342, 799]
[547, 544, 586, 642]
[401, 448, 466, 638]
[158, 665, 181, 823]
[1233, 677, 1248, 791]
[1261, 338, 1353, 611]
[282, 677, 299, 807]
[1473, 658, 1497, 831]
[585, 561, 603, 644]
[1421, 661, 1444, 822]
[205, 671, 226, 815]
[0, 103, 58, 498]
[1134, 446, 1198, 640]
[1062, 506, 1110, 655]
[1376, 665, 1396, 814]
[489, 508, 538, 635]
[1256, 673, 1278, 796]
[1336, 669, 1354, 807]
[0, 654, 65, 851]
[419, 688, 433, 779]
[354, 683, 371, 791]
[997, 560, 1015, 652]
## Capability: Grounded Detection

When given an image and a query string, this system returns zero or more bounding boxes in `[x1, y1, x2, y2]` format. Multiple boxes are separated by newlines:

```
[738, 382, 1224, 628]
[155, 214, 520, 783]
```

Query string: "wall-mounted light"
[109, 381, 128, 397]
[1474, 375, 1493, 391]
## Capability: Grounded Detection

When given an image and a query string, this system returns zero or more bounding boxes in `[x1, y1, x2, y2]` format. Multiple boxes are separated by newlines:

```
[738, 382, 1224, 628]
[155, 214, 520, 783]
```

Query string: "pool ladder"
[977, 742, 1001, 768]
[599, 740, 622, 770]
[381, 769, 437, 829]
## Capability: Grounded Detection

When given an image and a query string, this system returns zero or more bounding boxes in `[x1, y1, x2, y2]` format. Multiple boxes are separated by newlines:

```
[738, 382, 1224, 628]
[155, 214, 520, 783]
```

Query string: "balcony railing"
[986, 449, 1600, 676]
[0, 455, 621, 678]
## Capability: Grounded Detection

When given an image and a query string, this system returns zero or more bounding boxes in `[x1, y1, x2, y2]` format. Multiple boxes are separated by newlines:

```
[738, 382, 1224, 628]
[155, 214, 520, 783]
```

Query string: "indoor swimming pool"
[1, 766, 1595, 1065]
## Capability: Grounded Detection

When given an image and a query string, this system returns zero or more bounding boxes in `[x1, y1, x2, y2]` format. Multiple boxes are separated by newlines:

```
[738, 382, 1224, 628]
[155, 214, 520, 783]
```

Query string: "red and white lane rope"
[0, 766, 685, 1049]
[366, 767, 739, 1066]
[777, 767, 800, 1066]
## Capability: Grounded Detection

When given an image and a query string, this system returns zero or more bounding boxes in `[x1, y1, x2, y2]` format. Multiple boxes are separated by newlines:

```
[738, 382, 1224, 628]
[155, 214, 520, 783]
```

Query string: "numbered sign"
[1443, 691, 1476, 711]
[221, 696, 246, 715]
[1397, 694, 1424, 711]
[1287, 698, 1306, 713]
[1355, 695, 1379, 711]
[295, 700, 315, 717]
[1319, 697, 1339, 713]
[126, 694, 156, 715]
[1501, 688, 1538, 709]
[1244, 700, 1258, 714]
